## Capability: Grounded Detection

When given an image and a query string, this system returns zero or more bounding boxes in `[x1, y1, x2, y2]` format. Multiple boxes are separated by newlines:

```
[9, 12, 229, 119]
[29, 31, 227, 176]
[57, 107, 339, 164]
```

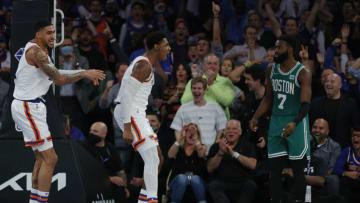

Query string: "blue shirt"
[333, 147, 360, 176]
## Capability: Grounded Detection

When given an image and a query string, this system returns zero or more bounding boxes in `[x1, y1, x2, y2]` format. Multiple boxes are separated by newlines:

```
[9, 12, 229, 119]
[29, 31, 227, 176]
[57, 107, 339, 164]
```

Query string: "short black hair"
[146, 109, 161, 121]
[278, 34, 299, 56]
[35, 20, 52, 33]
[146, 31, 167, 50]
[245, 64, 266, 85]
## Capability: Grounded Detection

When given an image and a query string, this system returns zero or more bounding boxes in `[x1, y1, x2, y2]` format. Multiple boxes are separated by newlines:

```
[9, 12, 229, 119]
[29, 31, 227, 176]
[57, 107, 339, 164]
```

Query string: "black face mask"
[274, 51, 289, 64]
[88, 133, 102, 145]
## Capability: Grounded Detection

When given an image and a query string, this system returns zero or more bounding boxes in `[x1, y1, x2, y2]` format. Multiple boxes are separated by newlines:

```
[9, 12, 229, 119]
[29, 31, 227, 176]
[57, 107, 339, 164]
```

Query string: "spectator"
[78, 27, 107, 70]
[309, 73, 360, 148]
[239, 64, 269, 138]
[333, 127, 360, 203]
[171, 18, 190, 64]
[103, 0, 125, 41]
[207, 119, 257, 203]
[119, 1, 153, 54]
[223, 25, 267, 66]
[167, 123, 207, 203]
[85, 122, 130, 202]
[307, 118, 341, 196]
[58, 37, 94, 133]
[172, 77, 227, 154]
[86, 0, 108, 57]
[247, 10, 277, 49]
[161, 62, 191, 127]
[181, 53, 235, 119]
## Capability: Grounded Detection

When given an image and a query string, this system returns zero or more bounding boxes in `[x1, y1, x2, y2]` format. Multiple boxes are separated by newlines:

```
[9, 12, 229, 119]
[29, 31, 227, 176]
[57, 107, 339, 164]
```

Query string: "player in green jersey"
[250, 35, 312, 203]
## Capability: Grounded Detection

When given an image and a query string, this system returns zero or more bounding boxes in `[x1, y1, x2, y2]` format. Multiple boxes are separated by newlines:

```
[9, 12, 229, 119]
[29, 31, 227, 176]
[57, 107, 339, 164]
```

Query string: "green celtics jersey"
[270, 62, 308, 116]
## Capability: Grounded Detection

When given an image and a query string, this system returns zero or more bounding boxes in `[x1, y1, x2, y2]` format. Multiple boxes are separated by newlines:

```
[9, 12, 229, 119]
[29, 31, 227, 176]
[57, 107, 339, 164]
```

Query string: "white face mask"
[61, 46, 73, 56]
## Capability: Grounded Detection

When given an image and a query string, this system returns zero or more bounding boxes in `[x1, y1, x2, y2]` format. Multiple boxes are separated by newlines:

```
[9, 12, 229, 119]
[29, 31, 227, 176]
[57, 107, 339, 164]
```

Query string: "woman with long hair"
[161, 62, 191, 126]
[167, 123, 207, 203]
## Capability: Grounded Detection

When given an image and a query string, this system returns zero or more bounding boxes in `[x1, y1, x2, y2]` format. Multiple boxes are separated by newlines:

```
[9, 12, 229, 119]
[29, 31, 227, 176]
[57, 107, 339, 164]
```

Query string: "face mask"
[88, 133, 102, 145]
[274, 51, 288, 64]
[61, 46, 73, 56]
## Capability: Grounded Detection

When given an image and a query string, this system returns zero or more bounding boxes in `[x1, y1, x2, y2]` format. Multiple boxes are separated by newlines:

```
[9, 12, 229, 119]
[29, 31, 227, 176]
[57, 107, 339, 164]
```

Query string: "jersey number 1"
[278, 94, 287, 109]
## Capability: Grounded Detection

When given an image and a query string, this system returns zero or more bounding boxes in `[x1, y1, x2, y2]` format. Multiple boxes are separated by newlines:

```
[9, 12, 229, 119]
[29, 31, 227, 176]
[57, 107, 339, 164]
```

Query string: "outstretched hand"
[84, 69, 105, 85]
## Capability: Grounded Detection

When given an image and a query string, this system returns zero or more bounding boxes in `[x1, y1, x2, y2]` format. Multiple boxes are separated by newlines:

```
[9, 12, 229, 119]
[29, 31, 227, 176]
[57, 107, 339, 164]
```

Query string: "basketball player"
[250, 35, 312, 203]
[11, 21, 105, 203]
[114, 31, 170, 203]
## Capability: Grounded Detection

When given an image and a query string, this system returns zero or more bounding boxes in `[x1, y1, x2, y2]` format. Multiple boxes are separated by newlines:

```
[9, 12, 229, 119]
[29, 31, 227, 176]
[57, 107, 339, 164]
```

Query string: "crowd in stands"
[1, 0, 360, 202]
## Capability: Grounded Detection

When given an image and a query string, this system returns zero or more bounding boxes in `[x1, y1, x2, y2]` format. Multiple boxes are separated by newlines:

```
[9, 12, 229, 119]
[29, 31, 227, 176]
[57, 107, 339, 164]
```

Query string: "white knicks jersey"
[115, 56, 154, 117]
[13, 41, 53, 100]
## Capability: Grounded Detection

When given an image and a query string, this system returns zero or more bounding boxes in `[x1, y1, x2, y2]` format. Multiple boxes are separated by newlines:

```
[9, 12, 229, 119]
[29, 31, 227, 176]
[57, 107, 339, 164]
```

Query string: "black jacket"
[309, 95, 360, 148]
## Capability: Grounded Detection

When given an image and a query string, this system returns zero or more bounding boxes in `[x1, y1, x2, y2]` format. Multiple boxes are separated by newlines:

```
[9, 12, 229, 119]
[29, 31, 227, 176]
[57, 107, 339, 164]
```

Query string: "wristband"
[195, 141, 201, 146]
[174, 141, 180, 146]
[217, 151, 224, 156]
[232, 152, 240, 159]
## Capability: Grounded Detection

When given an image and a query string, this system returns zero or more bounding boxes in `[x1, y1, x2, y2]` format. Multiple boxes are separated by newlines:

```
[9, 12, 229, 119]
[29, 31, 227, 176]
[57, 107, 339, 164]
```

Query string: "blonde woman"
[167, 123, 207, 203]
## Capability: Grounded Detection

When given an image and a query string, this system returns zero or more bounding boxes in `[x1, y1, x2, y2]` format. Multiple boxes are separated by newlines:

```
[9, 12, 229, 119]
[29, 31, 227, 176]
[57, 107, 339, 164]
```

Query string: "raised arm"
[212, 2, 221, 46]
[265, 3, 282, 37]
[305, 0, 321, 32]
[26, 46, 105, 86]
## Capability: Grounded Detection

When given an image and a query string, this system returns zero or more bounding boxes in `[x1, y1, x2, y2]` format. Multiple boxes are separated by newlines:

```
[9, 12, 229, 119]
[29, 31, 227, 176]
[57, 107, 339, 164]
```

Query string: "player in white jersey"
[11, 21, 105, 203]
[114, 31, 170, 203]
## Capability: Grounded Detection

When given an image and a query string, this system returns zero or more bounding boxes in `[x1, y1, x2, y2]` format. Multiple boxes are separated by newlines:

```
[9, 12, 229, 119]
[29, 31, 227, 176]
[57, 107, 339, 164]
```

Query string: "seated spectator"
[63, 114, 86, 142]
[306, 118, 341, 196]
[172, 77, 227, 154]
[181, 53, 235, 119]
[309, 73, 360, 148]
[223, 25, 267, 66]
[167, 123, 207, 203]
[207, 120, 257, 203]
[333, 127, 360, 203]
[85, 122, 130, 202]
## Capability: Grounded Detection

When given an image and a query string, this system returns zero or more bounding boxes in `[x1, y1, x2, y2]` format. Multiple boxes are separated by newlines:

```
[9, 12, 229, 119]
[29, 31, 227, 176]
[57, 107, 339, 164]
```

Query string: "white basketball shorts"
[11, 99, 53, 152]
[114, 105, 158, 152]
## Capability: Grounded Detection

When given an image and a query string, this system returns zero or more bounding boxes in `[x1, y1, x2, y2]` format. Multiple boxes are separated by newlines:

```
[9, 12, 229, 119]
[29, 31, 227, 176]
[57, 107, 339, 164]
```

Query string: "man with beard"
[308, 118, 341, 196]
[78, 27, 107, 70]
[250, 35, 312, 203]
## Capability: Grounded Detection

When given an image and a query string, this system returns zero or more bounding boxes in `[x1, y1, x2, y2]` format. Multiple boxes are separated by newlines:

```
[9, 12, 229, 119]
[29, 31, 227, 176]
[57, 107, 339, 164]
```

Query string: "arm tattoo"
[33, 48, 61, 80]
[33, 48, 85, 85]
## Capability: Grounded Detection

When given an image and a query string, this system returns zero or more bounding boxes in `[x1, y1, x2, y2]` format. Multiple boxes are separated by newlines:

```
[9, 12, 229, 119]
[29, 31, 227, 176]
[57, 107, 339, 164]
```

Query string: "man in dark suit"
[309, 73, 360, 148]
